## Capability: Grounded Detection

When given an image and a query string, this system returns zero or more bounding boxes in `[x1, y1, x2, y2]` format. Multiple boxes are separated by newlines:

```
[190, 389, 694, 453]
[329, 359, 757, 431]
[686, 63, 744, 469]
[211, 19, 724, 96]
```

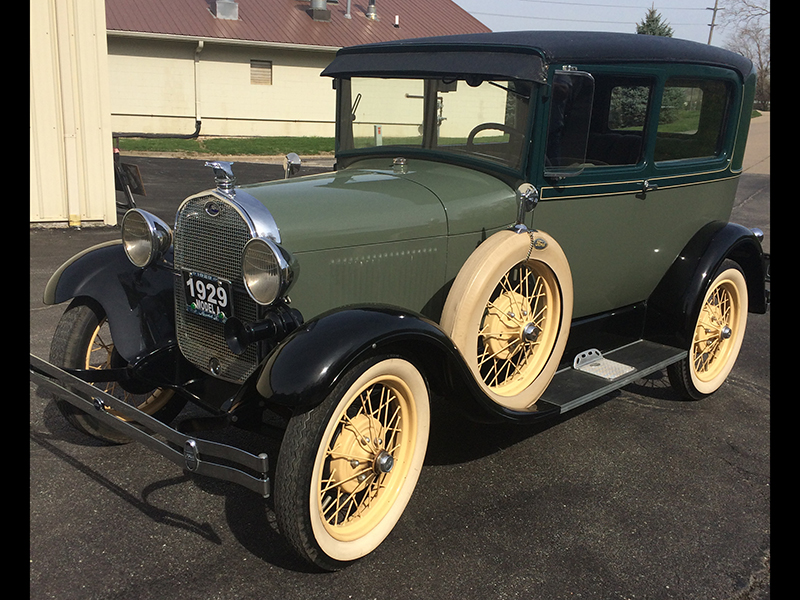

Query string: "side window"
[544, 71, 595, 176]
[608, 84, 650, 132]
[654, 78, 731, 162]
[584, 76, 654, 167]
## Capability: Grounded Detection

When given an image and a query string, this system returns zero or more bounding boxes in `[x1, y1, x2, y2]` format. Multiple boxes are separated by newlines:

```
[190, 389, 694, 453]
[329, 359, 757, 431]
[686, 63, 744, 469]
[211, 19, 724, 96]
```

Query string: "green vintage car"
[31, 31, 769, 570]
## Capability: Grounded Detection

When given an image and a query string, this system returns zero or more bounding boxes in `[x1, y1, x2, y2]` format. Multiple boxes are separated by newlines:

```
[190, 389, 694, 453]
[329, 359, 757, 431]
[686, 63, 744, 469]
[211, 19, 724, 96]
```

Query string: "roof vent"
[309, 0, 331, 22]
[365, 0, 379, 21]
[214, 0, 238, 20]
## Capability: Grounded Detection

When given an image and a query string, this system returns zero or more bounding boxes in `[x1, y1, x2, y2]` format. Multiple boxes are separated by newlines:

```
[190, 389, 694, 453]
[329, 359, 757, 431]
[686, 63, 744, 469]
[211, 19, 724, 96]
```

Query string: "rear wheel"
[668, 261, 748, 400]
[275, 356, 430, 571]
[49, 299, 186, 444]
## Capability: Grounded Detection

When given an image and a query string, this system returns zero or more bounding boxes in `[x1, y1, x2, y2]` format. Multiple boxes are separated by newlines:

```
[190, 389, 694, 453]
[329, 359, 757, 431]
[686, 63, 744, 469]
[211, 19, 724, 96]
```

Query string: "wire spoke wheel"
[440, 230, 573, 411]
[668, 262, 748, 399]
[49, 300, 185, 444]
[691, 280, 740, 382]
[478, 260, 560, 396]
[318, 374, 414, 540]
[275, 356, 430, 570]
[85, 317, 176, 418]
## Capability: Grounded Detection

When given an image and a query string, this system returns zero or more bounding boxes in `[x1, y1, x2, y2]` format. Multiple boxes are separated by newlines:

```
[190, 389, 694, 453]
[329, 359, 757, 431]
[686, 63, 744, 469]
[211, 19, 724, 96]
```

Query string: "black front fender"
[44, 240, 176, 363]
[255, 306, 451, 409]
[255, 305, 560, 424]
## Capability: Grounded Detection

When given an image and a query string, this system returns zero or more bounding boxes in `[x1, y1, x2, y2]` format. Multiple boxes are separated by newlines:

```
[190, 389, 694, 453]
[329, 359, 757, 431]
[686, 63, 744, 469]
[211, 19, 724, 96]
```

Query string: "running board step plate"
[539, 340, 687, 414]
[573, 348, 635, 381]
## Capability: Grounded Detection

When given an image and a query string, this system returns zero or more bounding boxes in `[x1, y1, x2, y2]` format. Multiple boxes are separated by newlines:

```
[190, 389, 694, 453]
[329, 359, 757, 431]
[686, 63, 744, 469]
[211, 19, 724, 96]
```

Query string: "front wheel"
[48, 299, 186, 444]
[667, 261, 749, 400]
[274, 356, 430, 571]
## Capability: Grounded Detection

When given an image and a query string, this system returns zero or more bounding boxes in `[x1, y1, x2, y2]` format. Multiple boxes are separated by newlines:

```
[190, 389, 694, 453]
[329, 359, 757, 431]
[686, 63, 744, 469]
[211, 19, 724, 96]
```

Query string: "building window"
[250, 60, 273, 85]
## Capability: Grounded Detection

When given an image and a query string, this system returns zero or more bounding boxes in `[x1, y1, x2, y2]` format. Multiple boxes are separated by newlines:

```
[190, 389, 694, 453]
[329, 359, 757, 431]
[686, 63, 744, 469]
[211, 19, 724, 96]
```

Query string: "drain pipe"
[113, 40, 204, 140]
[194, 40, 204, 127]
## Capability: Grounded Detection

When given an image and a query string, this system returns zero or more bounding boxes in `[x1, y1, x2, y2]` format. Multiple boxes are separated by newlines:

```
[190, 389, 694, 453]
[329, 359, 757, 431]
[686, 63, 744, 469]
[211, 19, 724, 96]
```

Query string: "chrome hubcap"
[374, 450, 394, 474]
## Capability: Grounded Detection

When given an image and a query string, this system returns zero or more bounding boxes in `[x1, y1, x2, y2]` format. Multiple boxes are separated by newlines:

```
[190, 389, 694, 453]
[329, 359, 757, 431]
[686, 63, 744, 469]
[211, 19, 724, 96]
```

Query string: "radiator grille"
[173, 194, 260, 383]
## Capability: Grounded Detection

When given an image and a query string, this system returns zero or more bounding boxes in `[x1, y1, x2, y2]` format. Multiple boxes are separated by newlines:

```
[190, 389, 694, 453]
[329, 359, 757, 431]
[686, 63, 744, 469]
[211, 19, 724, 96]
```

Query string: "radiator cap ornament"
[205, 161, 236, 195]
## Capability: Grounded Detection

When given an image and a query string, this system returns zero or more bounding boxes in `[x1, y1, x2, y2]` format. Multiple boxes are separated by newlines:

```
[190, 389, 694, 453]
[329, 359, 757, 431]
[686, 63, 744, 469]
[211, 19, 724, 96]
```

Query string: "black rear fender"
[645, 221, 768, 348]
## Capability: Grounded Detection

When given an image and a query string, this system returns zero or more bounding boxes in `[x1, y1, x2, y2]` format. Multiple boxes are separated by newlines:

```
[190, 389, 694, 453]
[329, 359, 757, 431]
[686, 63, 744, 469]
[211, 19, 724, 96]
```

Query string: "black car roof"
[321, 30, 754, 82]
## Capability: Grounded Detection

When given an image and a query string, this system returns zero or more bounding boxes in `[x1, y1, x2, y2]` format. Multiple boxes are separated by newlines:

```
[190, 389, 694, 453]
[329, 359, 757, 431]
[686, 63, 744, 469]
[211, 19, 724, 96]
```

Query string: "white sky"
[450, 0, 728, 46]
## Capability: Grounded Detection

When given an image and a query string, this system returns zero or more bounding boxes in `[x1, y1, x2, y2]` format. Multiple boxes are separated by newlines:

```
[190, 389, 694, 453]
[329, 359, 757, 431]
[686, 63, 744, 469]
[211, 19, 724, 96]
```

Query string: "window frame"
[539, 65, 658, 183]
[333, 76, 539, 182]
[536, 63, 743, 185]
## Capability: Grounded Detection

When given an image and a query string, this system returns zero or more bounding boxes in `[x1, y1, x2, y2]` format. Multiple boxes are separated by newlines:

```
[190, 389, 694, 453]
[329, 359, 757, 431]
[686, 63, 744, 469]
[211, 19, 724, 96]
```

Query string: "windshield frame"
[333, 76, 539, 180]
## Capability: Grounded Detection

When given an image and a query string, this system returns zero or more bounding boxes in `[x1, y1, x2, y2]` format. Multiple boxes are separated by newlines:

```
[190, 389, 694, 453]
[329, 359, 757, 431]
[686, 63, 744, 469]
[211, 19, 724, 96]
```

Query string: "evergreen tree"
[612, 5, 681, 126]
[636, 4, 674, 37]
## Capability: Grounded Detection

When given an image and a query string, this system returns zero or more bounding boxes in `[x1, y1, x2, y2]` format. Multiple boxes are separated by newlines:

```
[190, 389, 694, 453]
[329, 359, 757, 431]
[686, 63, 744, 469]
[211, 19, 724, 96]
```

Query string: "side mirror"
[284, 153, 302, 179]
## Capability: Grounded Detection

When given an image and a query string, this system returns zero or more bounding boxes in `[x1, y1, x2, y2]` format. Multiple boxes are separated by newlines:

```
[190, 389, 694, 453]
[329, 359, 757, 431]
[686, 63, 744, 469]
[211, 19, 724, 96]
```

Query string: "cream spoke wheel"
[85, 317, 175, 419]
[320, 379, 407, 537]
[691, 276, 739, 383]
[440, 229, 573, 411]
[477, 261, 557, 396]
[668, 262, 748, 399]
[275, 356, 430, 570]
[49, 300, 185, 444]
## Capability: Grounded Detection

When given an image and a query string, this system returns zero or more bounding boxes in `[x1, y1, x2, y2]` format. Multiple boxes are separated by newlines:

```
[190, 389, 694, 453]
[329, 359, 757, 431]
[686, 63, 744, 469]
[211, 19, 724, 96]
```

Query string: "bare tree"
[720, 0, 770, 29]
[720, 1, 770, 109]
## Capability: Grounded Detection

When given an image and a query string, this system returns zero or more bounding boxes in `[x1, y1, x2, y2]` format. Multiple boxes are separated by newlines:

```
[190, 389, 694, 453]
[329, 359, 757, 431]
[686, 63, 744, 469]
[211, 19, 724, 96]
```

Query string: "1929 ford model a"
[30, 31, 769, 570]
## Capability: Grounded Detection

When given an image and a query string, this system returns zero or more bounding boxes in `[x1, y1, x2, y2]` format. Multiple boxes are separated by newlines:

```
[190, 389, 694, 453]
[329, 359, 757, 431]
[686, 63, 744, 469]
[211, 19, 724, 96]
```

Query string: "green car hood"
[240, 158, 516, 253]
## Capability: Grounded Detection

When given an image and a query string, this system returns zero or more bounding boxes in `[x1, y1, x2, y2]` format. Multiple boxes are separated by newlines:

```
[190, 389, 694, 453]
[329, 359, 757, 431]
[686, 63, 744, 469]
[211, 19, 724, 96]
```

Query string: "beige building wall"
[30, 0, 116, 227]
[108, 35, 338, 138]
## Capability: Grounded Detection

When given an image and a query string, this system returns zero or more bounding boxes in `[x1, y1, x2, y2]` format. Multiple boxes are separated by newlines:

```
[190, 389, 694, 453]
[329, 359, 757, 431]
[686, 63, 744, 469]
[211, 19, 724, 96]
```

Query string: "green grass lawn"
[117, 136, 335, 156]
[116, 112, 761, 155]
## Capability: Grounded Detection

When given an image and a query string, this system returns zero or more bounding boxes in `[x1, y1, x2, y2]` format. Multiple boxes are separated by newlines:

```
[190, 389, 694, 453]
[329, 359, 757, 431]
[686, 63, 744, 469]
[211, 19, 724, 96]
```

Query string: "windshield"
[337, 77, 534, 171]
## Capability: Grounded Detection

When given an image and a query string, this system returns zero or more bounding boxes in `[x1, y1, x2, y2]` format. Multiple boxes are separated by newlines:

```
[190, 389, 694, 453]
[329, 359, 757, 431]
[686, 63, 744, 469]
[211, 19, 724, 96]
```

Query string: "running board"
[538, 340, 686, 414]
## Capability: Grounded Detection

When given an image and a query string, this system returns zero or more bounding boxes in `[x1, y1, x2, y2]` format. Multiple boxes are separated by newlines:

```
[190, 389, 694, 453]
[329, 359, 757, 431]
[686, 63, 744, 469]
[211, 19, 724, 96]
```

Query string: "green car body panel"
[241, 158, 518, 321]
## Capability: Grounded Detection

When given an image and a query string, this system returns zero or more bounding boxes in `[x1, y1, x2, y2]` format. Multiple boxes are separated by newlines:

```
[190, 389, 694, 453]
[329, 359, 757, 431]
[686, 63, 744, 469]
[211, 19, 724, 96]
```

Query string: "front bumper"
[29, 354, 271, 498]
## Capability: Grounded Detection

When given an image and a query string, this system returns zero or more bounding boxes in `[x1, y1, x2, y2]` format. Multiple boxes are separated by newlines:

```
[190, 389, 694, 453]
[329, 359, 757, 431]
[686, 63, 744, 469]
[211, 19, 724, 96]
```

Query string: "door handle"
[637, 180, 658, 199]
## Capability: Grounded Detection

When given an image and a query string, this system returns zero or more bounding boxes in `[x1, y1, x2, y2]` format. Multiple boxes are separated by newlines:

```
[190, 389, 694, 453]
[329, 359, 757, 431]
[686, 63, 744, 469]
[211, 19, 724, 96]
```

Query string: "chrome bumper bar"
[29, 354, 270, 498]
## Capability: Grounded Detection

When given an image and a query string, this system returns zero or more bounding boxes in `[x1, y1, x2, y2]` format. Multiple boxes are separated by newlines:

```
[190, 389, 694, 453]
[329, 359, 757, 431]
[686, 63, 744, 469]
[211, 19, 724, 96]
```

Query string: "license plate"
[182, 271, 234, 322]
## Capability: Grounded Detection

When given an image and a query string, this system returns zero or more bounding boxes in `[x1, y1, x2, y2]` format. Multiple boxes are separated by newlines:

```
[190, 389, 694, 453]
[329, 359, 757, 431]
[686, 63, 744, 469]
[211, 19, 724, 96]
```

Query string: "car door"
[532, 67, 669, 319]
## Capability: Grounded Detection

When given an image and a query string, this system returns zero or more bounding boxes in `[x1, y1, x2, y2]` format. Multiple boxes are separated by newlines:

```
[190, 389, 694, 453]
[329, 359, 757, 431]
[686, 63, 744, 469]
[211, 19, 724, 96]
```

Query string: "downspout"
[194, 40, 204, 127]
[113, 40, 203, 140]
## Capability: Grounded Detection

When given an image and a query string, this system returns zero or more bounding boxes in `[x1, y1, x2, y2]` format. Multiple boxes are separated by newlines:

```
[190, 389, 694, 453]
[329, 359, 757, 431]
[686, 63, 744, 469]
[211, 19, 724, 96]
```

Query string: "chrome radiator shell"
[173, 192, 268, 383]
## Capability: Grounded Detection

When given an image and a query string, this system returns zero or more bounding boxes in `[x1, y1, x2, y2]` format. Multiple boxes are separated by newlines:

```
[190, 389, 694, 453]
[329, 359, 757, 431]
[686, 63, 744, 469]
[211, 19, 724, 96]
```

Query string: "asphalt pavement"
[30, 115, 769, 599]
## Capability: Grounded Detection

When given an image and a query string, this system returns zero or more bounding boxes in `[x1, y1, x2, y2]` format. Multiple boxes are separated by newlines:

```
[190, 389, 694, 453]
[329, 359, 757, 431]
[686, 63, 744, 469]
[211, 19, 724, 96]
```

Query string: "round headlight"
[242, 238, 295, 305]
[121, 209, 172, 268]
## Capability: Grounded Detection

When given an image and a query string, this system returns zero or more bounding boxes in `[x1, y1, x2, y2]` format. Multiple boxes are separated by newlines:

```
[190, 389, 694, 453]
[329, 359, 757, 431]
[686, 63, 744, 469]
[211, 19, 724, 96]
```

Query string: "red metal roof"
[105, 0, 491, 48]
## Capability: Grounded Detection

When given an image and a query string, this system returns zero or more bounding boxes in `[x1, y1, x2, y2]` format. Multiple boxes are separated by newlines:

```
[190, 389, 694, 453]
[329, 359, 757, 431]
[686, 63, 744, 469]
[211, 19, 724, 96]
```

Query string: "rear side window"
[654, 78, 731, 162]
